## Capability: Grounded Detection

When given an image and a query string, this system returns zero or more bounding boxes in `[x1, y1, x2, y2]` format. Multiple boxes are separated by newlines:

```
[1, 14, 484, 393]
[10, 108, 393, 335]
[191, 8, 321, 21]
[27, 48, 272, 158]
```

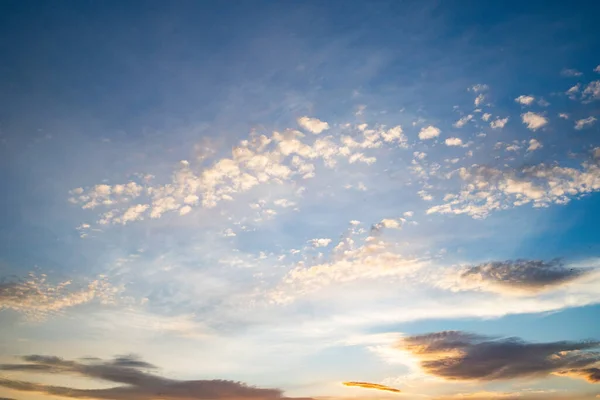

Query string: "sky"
[1, 1, 600, 399]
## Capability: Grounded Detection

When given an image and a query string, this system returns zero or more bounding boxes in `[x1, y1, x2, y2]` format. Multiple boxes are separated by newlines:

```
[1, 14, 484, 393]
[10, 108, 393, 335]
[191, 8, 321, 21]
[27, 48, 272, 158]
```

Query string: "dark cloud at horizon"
[0, 354, 312, 400]
[399, 331, 600, 382]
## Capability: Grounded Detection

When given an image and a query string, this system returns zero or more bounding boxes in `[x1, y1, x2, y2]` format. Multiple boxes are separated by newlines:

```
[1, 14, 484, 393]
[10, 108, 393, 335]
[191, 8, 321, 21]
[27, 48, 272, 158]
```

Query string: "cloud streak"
[342, 381, 401, 393]
[399, 331, 600, 383]
[0, 355, 311, 400]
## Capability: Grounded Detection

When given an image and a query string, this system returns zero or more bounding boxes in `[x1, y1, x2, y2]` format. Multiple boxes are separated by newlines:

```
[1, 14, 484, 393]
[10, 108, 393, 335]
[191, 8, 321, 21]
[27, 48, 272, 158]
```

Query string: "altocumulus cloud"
[398, 331, 600, 382]
[0, 355, 312, 400]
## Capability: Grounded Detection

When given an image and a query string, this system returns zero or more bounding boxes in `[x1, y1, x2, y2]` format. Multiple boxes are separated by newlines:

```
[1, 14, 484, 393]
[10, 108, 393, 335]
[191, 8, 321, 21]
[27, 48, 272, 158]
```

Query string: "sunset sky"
[1, 1, 600, 400]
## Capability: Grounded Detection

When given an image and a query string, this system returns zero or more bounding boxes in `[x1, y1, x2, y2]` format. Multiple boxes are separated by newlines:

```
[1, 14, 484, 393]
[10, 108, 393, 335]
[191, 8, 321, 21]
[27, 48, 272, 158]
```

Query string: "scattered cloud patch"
[427, 159, 600, 218]
[490, 117, 508, 129]
[474, 94, 485, 107]
[419, 125, 441, 140]
[0, 273, 120, 320]
[453, 115, 473, 128]
[521, 112, 548, 131]
[575, 117, 597, 130]
[445, 137, 463, 147]
[582, 81, 600, 102]
[515, 95, 535, 106]
[297, 116, 330, 134]
[561, 68, 583, 77]
[309, 238, 332, 248]
[527, 139, 542, 152]
[481, 113, 492, 122]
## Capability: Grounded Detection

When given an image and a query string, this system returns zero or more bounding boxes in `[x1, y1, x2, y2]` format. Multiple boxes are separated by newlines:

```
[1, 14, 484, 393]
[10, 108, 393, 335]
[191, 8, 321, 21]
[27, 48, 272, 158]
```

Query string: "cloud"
[567, 84, 581, 100]
[559, 113, 570, 119]
[490, 117, 508, 129]
[0, 273, 120, 320]
[445, 137, 463, 147]
[527, 139, 542, 152]
[427, 157, 600, 218]
[342, 382, 401, 393]
[582, 81, 600, 102]
[469, 84, 489, 92]
[419, 125, 441, 140]
[453, 115, 473, 128]
[71, 122, 407, 227]
[561, 68, 583, 77]
[521, 112, 548, 131]
[515, 95, 535, 105]
[474, 94, 485, 107]
[310, 238, 332, 248]
[595, 65, 600, 73]
[481, 113, 492, 122]
[433, 390, 598, 400]
[398, 330, 600, 382]
[575, 116, 597, 130]
[297, 116, 330, 134]
[444, 259, 593, 295]
[269, 227, 425, 304]
[0, 355, 309, 400]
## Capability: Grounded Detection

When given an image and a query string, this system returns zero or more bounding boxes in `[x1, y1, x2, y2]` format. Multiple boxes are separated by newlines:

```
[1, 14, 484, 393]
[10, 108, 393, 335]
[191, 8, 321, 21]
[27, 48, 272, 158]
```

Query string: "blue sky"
[1, 1, 600, 400]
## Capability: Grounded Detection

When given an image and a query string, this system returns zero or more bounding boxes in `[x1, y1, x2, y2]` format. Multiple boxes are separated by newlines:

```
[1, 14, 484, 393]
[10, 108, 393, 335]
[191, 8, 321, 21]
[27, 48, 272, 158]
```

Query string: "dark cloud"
[459, 259, 590, 293]
[0, 355, 311, 400]
[433, 392, 599, 400]
[342, 381, 401, 393]
[399, 331, 600, 382]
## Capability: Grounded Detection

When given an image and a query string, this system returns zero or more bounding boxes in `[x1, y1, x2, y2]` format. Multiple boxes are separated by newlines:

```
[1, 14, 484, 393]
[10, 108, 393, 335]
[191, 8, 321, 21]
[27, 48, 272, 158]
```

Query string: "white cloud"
[515, 95, 535, 105]
[521, 112, 548, 131]
[474, 94, 485, 107]
[561, 68, 583, 77]
[527, 139, 542, 152]
[566, 83, 580, 100]
[595, 65, 600, 73]
[297, 116, 330, 134]
[310, 238, 332, 248]
[574, 116, 597, 130]
[490, 117, 509, 129]
[481, 113, 492, 122]
[355, 104, 367, 116]
[0, 273, 121, 320]
[453, 115, 473, 128]
[469, 84, 489, 92]
[559, 113, 569, 119]
[270, 236, 426, 304]
[418, 125, 441, 140]
[445, 137, 463, 147]
[582, 81, 600, 102]
[418, 190, 433, 201]
[427, 160, 600, 218]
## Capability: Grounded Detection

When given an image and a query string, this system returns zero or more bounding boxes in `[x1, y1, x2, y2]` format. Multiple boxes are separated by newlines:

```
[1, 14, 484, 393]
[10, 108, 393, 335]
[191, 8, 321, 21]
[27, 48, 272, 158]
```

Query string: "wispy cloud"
[342, 381, 401, 393]
[575, 116, 597, 130]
